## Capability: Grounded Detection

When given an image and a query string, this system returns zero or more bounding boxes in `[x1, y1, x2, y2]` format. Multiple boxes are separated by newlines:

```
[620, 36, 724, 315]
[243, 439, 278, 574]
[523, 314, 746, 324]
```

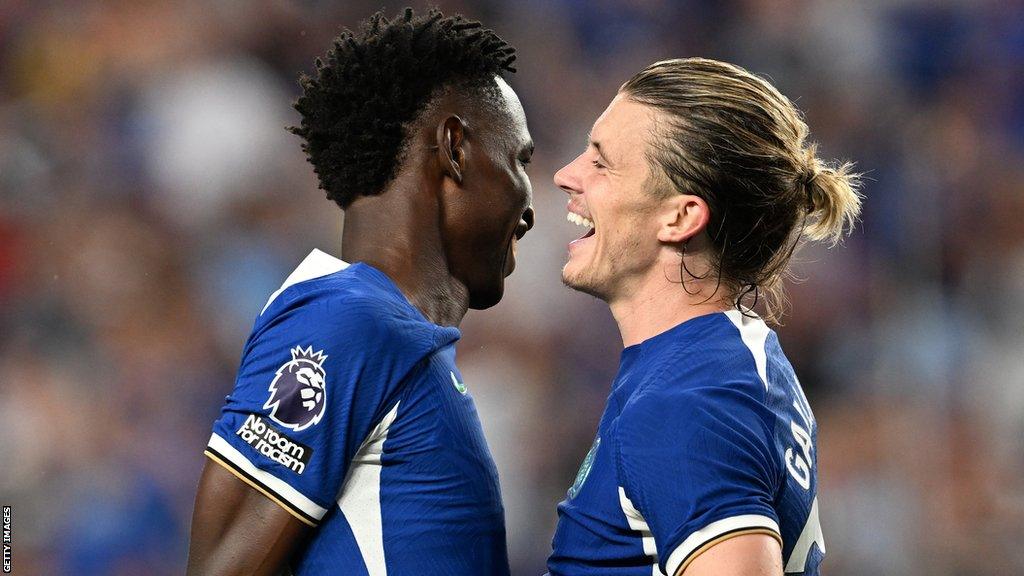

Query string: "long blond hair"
[621, 57, 862, 321]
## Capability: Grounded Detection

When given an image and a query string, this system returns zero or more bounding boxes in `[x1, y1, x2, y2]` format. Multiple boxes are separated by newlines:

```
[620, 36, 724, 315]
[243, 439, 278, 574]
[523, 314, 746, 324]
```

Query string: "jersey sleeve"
[616, 383, 783, 576]
[204, 295, 436, 527]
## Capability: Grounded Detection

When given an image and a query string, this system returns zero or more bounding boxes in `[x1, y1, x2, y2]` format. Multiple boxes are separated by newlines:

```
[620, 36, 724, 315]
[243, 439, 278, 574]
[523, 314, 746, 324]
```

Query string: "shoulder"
[632, 312, 771, 404]
[614, 385, 781, 509]
[259, 262, 453, 354]
[618, 384, 771, 448]
[617, 313, 777, 446]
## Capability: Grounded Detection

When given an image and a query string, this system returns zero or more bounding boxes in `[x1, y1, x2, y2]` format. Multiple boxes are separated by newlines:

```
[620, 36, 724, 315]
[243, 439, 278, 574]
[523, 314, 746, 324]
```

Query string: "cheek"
[454, 202, 516, 261]
[582, 172, 606, 195]
[483, 199, 519, 241]
[597, 210, 658, 264]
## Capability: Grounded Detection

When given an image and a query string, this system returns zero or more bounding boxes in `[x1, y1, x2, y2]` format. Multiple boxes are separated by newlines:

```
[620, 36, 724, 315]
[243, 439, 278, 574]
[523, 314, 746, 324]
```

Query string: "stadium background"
[1, 0, 1023, 574]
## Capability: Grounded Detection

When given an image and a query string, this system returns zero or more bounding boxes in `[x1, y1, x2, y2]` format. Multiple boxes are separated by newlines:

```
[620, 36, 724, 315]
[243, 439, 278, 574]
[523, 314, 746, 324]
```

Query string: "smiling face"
[442, 77, 535, 310]
[554, 94, 667, 302]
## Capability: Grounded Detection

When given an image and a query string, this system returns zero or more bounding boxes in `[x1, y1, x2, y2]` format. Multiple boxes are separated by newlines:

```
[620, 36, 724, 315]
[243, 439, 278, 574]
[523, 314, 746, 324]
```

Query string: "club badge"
[568, 436, 601, 499]
[264, 346, 328, 431]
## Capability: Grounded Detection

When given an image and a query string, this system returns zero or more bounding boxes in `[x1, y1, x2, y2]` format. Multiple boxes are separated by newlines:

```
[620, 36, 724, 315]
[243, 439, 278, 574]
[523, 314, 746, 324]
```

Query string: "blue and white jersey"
[548, 311, 824, 576]
[205, 249, 509, 575]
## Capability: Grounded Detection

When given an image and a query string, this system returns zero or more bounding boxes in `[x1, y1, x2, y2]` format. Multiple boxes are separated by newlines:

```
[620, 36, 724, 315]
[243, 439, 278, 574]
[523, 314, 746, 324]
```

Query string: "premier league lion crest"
[264, 345, 328, 432]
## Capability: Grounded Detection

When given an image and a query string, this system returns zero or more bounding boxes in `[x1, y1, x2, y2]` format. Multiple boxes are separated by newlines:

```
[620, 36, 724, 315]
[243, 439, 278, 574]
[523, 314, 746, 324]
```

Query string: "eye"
[518, 147, 533, 168]
[591, 159, 605, 170]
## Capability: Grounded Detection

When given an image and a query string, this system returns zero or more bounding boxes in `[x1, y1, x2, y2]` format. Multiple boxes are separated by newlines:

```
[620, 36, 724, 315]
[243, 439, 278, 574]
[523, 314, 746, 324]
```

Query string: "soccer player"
[546, 58, 862, 576]
[186, 9, 534, 576]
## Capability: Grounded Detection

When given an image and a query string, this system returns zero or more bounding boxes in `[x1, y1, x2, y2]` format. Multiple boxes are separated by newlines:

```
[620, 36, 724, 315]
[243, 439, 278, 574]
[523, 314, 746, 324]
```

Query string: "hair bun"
[801, 167, 819, 211]
[801, 159, 863, 245]
[801, 168, 818, 187]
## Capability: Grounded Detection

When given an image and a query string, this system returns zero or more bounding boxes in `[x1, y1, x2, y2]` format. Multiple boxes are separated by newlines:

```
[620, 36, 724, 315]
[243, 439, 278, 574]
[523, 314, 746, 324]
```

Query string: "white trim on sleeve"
[665, 514, 781, 576]
[206, 432, 329, 523]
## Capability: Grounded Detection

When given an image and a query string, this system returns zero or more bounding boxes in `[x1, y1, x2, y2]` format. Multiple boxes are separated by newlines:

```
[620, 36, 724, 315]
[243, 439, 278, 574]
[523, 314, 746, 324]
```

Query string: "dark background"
[1, 0, 1023, 574]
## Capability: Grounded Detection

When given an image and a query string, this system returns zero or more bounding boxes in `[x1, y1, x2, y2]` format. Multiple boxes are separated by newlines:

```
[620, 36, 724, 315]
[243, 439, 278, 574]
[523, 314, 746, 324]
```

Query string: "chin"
[561, 264, 607, 301]
[468, 281, 504, 310]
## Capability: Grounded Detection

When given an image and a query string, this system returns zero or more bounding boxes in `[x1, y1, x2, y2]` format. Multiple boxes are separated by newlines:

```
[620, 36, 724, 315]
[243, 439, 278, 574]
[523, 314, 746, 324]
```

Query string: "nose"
[516, 205, 535, 240]
[554, 155, 582, 196]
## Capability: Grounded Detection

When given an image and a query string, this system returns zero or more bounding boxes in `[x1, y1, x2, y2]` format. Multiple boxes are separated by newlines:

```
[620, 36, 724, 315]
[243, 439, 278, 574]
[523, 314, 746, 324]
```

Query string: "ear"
[435, 115, 467, 185]
[656, 194, 710, 244]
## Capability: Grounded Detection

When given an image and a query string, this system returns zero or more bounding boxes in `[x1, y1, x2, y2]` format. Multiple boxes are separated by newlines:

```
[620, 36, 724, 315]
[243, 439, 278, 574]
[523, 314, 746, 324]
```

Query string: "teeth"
[566, 212, 595, 229]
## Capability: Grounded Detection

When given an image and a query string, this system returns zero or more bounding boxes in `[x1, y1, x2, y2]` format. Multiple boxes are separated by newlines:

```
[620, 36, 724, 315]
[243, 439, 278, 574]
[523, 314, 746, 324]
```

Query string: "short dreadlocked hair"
[289, 8, 517, 209]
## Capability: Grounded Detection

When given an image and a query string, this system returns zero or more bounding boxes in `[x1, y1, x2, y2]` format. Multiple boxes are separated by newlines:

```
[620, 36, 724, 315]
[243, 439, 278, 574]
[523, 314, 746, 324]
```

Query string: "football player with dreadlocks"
[187, 8, 533, 575]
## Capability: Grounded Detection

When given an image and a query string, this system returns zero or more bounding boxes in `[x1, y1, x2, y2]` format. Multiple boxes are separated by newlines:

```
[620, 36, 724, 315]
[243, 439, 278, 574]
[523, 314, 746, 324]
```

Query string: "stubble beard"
[562, 232, 653, 303]
[562, 262, 609, 301]
[561, 243, 627, 302]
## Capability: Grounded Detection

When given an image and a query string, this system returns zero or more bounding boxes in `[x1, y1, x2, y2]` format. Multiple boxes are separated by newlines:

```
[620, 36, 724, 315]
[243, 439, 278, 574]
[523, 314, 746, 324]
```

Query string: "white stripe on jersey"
[262, 248, 348, 314]
[618, 487, 665, 576]
[785, 497, 825, 573]
[337, 401, 401, 576]
[724, 309, 771, 391]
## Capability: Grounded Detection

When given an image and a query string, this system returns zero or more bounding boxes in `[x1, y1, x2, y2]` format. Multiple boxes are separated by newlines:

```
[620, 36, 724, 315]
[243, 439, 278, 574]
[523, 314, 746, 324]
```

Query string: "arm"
[679, 533, 783, 576]
[616, 385, 786, 576]
[188, 293, 420, 573]
[187, 459, 310, 576]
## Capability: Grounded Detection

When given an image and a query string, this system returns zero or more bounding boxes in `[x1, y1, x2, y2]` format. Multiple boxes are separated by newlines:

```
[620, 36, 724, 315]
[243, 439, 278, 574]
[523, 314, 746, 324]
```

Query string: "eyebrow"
[588, 134, 612, 165]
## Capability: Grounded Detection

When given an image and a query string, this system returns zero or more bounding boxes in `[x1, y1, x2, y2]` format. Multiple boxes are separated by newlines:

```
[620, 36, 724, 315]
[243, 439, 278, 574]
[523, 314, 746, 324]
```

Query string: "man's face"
[443, 77, 535, 310]
[555, 94, 665, 302]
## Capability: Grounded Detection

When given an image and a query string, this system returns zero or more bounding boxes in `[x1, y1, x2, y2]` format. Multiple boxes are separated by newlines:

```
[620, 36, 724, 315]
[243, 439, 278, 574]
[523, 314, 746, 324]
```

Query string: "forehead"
[591, 93, 658, 154]
[488, 76, 531, 144]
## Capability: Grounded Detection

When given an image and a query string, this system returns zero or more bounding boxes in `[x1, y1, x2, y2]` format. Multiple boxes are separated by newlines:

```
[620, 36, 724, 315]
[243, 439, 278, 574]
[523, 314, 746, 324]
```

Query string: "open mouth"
[567, 212, 596, 243]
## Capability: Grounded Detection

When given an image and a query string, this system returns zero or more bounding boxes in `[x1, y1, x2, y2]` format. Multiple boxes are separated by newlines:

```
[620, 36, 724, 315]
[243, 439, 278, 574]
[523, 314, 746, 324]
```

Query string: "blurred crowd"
[2, 0, 1023, 574]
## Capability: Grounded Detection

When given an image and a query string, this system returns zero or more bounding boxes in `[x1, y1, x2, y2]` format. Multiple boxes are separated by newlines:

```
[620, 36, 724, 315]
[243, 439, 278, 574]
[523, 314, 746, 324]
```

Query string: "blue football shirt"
[548, 311, 824, 576]
[204, 249, 509, 575]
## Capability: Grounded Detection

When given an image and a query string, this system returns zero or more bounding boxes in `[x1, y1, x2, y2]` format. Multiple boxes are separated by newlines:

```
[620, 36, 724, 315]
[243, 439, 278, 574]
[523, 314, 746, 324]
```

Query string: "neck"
[340, 184, 469, 327]
[608, 261, 730, 348]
